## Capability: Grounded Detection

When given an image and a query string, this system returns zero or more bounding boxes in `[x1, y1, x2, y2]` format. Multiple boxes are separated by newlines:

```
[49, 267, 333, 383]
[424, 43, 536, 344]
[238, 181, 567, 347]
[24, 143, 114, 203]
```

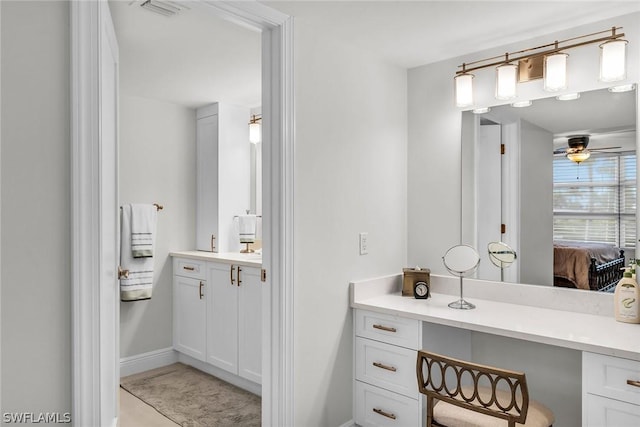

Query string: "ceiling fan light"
[455, 73, 474, 107]
[495, 62, 518, 100]
[544, 52, 568, 91]
[567, 150, 591, 163]
[600, 39, 628, 82]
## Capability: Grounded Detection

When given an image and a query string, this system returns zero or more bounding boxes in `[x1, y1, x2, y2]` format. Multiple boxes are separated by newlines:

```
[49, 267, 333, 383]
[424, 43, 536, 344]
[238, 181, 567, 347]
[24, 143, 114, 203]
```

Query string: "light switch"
[359, 232, 368, 255]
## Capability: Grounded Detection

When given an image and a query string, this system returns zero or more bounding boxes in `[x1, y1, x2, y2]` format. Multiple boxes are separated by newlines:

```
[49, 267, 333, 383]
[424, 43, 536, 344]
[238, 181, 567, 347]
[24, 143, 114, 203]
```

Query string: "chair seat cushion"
[433, 386, 555, 427]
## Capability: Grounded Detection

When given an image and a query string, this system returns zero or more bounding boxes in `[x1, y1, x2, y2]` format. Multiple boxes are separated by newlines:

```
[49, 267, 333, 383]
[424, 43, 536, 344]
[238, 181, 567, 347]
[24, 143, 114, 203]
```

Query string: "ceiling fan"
[553, 135, 621, 163]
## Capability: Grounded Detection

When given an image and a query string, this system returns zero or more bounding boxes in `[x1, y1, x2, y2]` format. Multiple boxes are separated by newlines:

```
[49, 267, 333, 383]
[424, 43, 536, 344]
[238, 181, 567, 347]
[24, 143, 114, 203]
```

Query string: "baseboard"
[338, 420, 355, 427]
[178, 353, 262, 396]
[120, 347, 179, 377]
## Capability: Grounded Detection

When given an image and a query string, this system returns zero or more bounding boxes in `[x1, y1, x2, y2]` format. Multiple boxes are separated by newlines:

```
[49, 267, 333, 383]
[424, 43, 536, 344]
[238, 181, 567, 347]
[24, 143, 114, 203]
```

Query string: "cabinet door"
[207, 263, 239, 373]
[238, 266, 262, 384]
[585, 393, 640, 426]
[196, 114, 219, 252]
[173, 275, 206, 361]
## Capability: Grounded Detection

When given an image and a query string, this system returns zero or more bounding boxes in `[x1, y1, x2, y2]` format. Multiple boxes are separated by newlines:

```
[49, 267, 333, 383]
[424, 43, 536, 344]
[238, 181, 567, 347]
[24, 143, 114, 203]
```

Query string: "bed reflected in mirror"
[461, 86, 637, 291]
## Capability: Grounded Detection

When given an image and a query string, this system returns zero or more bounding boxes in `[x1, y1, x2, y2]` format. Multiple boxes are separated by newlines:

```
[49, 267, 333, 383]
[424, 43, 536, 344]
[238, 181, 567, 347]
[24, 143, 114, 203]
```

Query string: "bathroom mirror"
[443, 244, 480, 309]
[461, 86, 638, 288]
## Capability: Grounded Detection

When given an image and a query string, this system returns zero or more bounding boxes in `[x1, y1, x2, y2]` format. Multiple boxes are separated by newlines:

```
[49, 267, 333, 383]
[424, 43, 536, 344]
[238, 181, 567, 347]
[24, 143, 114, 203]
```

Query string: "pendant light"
[544, 47, 568, 91]
[495, 55, 517, 100]
[454, 64, 474, 108]
[248, 115, 262, 144]
[600, 38, 628, 82]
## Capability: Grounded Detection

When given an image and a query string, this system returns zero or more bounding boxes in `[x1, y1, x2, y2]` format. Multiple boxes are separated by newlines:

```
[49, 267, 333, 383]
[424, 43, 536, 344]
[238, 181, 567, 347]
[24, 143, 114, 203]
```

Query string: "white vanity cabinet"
[583, 352, 640, 426]
[207, 262, 262, 383]
[196, 103, 250, 253]
[173, 254, 262, 387]
[354, 309, 425, 427]
[172, 258, 207, 361]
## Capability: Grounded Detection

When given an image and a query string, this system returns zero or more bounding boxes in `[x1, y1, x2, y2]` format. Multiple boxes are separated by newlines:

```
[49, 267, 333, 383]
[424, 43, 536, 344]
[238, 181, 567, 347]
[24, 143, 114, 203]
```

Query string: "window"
[553, 152, 636, 249]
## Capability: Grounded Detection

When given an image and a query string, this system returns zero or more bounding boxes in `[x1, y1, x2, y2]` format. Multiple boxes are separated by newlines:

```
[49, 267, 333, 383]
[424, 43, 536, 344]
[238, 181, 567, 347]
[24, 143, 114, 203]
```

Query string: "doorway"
[70, 1, 294, 426]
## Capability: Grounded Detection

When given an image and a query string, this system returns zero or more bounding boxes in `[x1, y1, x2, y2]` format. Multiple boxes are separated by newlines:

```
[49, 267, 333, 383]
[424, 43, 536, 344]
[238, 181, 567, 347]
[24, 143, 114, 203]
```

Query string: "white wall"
[1, 0, 71, 416]
[293, 23, 408, 427]
[119, 95, 196, 357]
[519, 120, 554, 286]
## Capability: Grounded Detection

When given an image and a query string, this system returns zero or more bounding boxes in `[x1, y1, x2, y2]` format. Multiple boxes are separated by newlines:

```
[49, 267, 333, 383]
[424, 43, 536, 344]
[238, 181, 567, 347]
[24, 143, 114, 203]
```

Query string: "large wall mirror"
[461, 86, 638, 291]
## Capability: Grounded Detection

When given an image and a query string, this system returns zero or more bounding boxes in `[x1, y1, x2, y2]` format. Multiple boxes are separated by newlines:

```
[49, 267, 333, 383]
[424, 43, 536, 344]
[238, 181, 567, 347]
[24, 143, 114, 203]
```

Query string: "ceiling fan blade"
[590, 146, 622, 151]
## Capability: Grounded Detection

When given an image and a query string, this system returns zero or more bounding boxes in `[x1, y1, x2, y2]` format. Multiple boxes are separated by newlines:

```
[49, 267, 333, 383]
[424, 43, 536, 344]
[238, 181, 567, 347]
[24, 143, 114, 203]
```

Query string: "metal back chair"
[417, 350, 531, 427]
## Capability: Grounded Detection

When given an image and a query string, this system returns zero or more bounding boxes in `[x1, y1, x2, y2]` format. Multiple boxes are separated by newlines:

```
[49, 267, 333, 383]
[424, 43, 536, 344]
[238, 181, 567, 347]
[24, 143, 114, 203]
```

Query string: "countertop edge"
[170, 250, 262, 269]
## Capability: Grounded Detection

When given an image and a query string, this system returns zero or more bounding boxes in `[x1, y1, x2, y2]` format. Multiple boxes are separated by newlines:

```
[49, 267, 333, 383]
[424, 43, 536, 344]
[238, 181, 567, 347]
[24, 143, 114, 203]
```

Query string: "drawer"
[583, 352, 640, 405]
[173, 257, 206, 280]
[356, 337, 419, 399]
[355, 380, 422, 427]
[355, 309, 421, 350]
[584, 393, 640, 426]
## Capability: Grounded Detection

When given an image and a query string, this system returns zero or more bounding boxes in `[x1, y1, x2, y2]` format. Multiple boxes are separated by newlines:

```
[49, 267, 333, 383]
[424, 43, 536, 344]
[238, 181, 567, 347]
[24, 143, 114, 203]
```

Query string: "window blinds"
[553, 152, 636, 249]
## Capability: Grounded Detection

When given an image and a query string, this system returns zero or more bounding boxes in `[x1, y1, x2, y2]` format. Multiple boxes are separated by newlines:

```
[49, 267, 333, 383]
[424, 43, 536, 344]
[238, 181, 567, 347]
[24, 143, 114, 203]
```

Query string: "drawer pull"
[373, 362, 397, 372]
[230, 265, 236, 285]
[199, 281, 204, 299]
[372, 324, 397, 333]
[627, 379, 640, 388]
[373, 408, 396, 420]
[183, 266, 195, 271]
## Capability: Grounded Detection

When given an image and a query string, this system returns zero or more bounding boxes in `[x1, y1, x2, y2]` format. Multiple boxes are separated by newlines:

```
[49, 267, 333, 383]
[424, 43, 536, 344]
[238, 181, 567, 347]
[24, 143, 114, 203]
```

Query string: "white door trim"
[70, 1, 295, 426]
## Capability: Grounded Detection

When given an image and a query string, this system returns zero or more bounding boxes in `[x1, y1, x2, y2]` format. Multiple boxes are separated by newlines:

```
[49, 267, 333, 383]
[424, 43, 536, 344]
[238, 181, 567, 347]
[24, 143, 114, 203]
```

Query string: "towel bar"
[119, 203, 163, 211]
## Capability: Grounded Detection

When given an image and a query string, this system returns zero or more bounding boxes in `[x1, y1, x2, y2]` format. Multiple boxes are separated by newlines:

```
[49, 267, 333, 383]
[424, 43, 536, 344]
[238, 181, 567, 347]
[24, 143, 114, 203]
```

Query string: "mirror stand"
[443, 244, 481, 310]
[448, 276, 476, 310]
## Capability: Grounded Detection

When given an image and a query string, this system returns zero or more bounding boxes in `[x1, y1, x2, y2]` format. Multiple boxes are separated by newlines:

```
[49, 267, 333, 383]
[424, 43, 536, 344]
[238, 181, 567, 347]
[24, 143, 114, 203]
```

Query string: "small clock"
[414, 281, 430, 299]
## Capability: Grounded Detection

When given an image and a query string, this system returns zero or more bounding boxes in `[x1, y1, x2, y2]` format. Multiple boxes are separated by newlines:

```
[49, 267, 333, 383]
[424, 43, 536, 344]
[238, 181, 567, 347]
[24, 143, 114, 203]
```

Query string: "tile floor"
[118, 387, 178, 427]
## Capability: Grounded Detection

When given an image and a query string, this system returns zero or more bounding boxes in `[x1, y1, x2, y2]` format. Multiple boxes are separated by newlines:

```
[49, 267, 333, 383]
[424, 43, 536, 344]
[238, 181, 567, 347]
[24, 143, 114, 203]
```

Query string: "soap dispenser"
[614, 268, 640, 324]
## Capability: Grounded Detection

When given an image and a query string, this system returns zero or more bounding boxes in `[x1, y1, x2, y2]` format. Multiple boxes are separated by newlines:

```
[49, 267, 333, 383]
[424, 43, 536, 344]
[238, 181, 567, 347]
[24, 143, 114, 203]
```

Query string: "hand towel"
[238, 214, 257, 243]
[130, 204, 157, 258]
[120, 204, 154, 301]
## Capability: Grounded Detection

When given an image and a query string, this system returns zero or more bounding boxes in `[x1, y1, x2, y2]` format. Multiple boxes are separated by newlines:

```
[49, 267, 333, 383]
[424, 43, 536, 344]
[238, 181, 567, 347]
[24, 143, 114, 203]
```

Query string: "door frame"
[70, 1, 295, 426]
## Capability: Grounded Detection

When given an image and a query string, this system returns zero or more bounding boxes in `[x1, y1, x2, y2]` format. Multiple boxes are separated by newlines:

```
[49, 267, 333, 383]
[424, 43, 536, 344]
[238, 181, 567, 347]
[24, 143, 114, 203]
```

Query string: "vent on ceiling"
[138, 0, 188, 17]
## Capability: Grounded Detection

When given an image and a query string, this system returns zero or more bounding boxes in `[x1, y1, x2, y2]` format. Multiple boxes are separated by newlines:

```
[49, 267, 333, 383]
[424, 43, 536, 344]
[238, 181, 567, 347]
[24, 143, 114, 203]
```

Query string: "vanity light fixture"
[600, 34, 628, 82]
[454, 26, 627, 108]
[454, 66, 474, 107]
[544, 48, 568, 91]
[472, 107, 491, 114]
[495, 55, 518, 100]
[609, 83, 636, 93]
[511, 100, 532, 108]
[248, 114, 262, 144]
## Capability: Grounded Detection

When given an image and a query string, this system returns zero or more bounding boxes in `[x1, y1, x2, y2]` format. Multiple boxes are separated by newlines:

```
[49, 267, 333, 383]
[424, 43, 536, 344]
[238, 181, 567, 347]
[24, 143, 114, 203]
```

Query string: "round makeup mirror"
[487, 241, 517, 282]
[442, 245, 480, 310]
[487, 241, 517, 267]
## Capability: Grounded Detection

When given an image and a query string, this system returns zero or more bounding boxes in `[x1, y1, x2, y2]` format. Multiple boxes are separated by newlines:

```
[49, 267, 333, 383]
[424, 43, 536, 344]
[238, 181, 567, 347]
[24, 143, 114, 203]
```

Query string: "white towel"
[130, 204, 157, 258]
[238, 214, 257, 243]
[120, 204, 155, 301]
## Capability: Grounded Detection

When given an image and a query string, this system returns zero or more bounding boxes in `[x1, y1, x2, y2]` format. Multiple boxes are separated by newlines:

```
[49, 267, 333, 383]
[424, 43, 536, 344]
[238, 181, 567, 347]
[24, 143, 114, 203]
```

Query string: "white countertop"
[170, 250, 262, 268]
[351, 274, 640, 362]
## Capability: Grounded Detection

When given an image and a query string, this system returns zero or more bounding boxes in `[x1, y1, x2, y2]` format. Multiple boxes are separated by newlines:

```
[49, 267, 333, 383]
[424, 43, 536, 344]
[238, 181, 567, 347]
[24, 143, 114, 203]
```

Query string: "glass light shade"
[495, 62, 518, 100]
[249, 122, 261, 144]
[600, 39, 628, 82]
[566, 150, 591, 163]
[454, 73, 474, 107]
[544, 52, 568, 91]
